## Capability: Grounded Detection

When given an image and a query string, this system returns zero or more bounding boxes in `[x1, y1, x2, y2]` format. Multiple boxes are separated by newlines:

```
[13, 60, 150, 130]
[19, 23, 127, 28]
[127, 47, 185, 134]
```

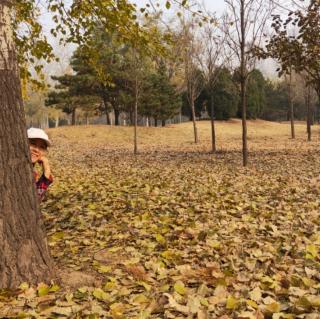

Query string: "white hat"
[27, 128, 51, 147]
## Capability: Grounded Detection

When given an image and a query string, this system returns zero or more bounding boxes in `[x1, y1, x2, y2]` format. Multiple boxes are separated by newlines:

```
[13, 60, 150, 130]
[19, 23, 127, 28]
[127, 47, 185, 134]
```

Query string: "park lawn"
[1, 120, 320, 318]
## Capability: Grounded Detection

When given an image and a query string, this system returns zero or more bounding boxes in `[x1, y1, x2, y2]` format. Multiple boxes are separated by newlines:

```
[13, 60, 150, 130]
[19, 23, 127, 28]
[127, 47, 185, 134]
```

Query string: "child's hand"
[39, 156, 51, 179]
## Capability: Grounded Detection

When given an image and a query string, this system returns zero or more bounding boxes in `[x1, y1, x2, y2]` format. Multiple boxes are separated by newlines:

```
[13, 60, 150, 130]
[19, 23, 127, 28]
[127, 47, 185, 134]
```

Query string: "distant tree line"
[185, 67, 319, 123]
[46, 40, 319, 127]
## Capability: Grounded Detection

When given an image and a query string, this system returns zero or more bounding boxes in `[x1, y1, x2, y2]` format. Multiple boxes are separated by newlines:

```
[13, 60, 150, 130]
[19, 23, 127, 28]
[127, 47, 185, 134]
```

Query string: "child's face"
[29, 138, 47, 163]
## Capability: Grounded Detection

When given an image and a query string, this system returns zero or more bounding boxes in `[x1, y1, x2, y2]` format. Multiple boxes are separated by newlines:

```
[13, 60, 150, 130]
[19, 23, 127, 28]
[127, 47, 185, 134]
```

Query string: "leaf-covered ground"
[1, 120, 320, 318]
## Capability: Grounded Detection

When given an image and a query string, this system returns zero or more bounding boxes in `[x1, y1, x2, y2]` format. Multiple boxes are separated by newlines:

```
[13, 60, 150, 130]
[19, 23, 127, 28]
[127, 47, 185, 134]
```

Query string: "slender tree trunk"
[129, 110, 134, 126]
[154, 118, 158, 127]
[106, 112, 111, 125]
[306, 85, 312, 141]
[55, 116, 59, 128]
[161, 120, 166, 127]
[191, 97, 199, 143]
[146, 117, 149, 127]
[134, 76, 138, 155]
[240, 0, 248, 166]
[102, 97, 111, 125]
[71, 108, 76, 126]
[288, 69, 295, 139]
[210, 95, 216, 153]
[0, 1, 54, 288]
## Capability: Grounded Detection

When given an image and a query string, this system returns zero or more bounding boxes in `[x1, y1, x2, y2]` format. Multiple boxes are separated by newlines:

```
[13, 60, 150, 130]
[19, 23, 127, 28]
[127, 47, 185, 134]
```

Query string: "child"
[27, 128, 53, 201]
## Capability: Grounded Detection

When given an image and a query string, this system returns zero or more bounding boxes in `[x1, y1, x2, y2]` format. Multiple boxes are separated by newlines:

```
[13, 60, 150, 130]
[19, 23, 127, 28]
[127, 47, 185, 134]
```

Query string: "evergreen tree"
[209, 68, 238, 120]
[246, 69, 267, 119]
[140, 63, 181, 126]
[233, 68, 267, 119]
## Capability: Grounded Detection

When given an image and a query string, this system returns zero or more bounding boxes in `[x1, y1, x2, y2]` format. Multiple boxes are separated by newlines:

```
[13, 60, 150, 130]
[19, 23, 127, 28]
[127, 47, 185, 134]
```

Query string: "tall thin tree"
[224, 0, 274, 166]
[182, 19, 203, 144]
[198, 19, 229, 153]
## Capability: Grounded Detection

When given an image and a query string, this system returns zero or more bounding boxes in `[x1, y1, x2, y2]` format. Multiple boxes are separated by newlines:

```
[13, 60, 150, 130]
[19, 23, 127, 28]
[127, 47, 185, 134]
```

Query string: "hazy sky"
[40, 0, 281, 78]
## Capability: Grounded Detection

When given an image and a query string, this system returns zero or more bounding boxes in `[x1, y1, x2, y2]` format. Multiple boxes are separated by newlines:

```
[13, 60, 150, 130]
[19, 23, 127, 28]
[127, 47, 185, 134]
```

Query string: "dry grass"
[48, 119, 319, 151]
[47, 120, 320, 162]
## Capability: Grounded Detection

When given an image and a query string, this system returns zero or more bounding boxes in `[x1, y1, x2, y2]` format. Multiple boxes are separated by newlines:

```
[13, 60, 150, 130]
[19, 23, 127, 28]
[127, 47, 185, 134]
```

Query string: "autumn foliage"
[1, 121, 320, 318]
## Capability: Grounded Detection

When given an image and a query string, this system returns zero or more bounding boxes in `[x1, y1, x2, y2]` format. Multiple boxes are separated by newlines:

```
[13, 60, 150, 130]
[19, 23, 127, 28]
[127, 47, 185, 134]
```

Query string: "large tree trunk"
[191, 97, 199, 143]
[210, 95, 216, 153]
[0, 1, 54, 288]
[240, 0, 248, 166]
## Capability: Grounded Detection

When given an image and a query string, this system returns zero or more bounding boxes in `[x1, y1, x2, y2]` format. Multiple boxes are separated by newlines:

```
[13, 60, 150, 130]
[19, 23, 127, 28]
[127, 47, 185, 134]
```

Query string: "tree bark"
[240, 0, 248, 166]
[114, 108, 120, 126]
[306, 85, 312, 141]
[71, 108, 76, 126]
[102, 97, 111, 125]
[134, 76, 138, 155]
[129, 110, 133, 126]
[210, 95, 216, 153]
[0, 1, 54, 288]
[288, 69, 295, 139]
[191, 97, 199, 143]
[104, 112, 110, 125]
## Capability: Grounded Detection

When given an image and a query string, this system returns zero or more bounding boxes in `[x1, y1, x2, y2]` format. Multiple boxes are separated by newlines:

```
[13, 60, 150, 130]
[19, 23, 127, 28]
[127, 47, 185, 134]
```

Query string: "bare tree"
[223, 0, 275, 166]
[181, 19, 204, 144]
[129, 46, 144, 155]
[198, 17, 230, 153]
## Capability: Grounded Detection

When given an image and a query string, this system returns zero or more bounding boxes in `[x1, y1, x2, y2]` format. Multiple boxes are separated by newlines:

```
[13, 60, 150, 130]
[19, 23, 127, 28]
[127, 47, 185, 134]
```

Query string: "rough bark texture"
[0, 1, 54, 288]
